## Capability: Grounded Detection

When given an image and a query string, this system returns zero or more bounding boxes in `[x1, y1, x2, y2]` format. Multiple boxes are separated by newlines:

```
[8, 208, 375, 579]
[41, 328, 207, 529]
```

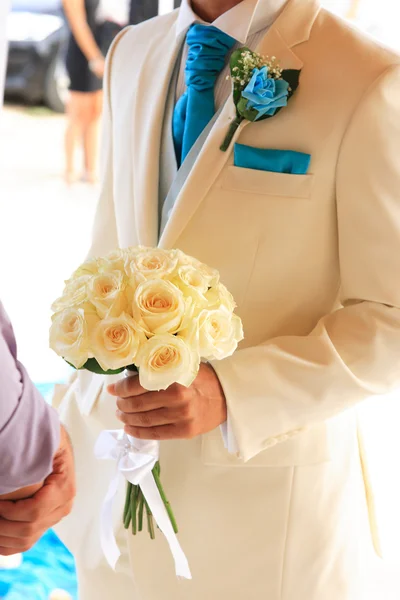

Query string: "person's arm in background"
[0, 304, 76, 555]
[62, 0, 105, 78]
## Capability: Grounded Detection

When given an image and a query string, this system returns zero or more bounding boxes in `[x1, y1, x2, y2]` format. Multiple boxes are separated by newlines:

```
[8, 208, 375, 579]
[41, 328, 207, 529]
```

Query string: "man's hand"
[0, 426, 76, 556]
[108, 363, 227, 440]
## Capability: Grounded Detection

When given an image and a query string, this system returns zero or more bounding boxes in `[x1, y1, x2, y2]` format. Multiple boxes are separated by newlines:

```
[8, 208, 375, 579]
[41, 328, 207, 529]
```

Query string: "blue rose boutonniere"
[220, 48, 301, 151]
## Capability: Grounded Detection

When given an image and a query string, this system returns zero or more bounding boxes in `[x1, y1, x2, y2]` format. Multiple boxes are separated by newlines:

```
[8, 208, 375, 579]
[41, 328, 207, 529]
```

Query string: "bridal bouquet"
[49, 246, 243, 576]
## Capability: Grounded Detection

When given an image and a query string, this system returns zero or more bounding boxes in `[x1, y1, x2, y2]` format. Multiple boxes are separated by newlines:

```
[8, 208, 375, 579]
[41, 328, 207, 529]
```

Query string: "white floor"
[0, 105, 98, 383]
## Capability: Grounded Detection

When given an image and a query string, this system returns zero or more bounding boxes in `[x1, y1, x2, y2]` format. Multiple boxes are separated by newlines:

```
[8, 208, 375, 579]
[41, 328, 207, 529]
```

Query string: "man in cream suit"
[54, 0, 400, 598]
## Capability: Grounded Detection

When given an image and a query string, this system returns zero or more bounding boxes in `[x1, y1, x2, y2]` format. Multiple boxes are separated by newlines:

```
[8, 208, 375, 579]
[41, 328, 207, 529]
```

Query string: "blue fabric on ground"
[0, 530, 77, 600]
[0, 383, 77, 600]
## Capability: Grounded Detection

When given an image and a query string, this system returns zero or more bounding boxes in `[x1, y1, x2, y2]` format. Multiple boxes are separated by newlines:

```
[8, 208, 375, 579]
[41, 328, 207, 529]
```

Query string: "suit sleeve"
[212, 65, 400, 462]
[0, 303, 60, 494]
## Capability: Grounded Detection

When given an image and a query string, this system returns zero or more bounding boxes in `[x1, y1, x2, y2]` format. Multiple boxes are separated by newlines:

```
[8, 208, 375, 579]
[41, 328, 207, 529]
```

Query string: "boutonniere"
[220, 48, 301, 151]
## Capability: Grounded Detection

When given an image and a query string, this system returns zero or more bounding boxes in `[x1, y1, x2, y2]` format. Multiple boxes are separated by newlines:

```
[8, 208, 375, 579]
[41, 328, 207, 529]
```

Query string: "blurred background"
[0, 0, 399, 598]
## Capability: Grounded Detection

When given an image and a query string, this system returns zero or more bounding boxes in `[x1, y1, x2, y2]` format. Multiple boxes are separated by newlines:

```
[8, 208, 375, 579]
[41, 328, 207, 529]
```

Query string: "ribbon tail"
[100, 471, 122, 570]
[137, 472, 192, 579]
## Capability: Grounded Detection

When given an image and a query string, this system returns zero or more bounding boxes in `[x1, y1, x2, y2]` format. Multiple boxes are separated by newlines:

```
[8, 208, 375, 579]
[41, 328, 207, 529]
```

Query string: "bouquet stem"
[131, 484, 139, 535]
[220, 117, 243, 152]
[138, 490, 144, 532]
[152, 462, 178, 534]
[122, 461, 178, 539]
[145, 499, 155, 539]
[123, 482, 132, 522]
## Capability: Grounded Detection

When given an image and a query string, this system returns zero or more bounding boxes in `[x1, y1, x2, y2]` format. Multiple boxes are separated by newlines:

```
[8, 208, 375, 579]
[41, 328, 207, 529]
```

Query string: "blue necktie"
[173, 24, 236, 166]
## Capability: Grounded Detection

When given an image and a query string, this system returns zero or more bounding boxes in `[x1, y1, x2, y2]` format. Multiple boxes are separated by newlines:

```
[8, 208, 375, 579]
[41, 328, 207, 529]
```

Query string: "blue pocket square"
[234, 143, 311, 175]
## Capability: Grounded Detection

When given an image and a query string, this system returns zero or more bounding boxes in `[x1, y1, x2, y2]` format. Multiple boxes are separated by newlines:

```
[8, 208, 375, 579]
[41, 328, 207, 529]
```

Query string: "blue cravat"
[173, 24, 236, 166]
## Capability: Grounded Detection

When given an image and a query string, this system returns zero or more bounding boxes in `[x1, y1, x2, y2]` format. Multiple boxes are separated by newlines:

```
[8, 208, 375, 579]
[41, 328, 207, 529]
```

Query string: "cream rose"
[125, 248, 178, 283]
[176, 251, 220, 287]
[136, 334, 199, 390]
[175, 265, 209, 293]
[99, 248, 128, 273]
[51, 275, 91, 312]
[171, 265, 211, 319]
[205, 282, 236, 313]
[71, 257, 100, 278]
[90, 313, 145, 372]
[198, 309, 243, 360]
[49, 308, 95, 368]
[133, 279, 185, 335]
[87, 270, 127, 318]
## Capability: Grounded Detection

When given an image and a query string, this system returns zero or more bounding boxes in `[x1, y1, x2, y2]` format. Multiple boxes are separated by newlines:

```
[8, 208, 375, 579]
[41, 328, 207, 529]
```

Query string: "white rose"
[137, 334, 199, 390]
[49, 308, 96, 369]
[205, 282, 236, 313]
[90, 313, 145, 372]
[71, 257, 100, 278]
[176, 251, 220, 287]
[51, 275, 91, 312]
[198, 309, 244, 360]
[125, 248, 178, 283]
[133, 279, 186, 335]
[174, 265, 209, 294]
[171, 266, 210, 321]
[99, 248, 128, 273]
[87, 270, 127, 318]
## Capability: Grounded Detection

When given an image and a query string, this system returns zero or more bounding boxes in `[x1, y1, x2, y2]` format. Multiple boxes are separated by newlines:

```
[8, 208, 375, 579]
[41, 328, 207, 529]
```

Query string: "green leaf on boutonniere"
[229, 47, 253, 109]
[282, 69, 301, 99]
[236, 97, 259, 122]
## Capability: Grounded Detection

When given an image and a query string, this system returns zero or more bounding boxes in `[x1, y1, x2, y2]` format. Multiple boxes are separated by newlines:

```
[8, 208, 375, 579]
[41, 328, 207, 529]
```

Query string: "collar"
[176, 0, 290, 44]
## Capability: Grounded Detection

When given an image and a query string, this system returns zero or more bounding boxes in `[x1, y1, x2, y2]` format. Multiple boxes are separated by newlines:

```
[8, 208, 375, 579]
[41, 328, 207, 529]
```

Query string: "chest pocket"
[219, 165, 314, 199]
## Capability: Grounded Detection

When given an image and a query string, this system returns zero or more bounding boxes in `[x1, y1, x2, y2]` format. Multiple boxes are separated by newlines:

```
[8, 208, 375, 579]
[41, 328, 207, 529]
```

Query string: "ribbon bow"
[94, 429, 191, 579]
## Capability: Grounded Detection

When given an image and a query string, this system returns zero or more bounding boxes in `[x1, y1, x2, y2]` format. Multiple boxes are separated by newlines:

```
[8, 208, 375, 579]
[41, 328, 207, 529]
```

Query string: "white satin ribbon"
[94, 429, 192, 579]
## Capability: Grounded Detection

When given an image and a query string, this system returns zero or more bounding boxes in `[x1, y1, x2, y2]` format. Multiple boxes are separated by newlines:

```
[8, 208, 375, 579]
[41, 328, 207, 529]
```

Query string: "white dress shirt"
[175, 0, 290, 108]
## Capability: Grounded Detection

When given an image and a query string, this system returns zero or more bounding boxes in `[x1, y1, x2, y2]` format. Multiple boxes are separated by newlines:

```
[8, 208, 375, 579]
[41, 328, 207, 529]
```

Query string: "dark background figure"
[128, 0, 182, 25]
[128, 0, 159, 25]
[63, 0, 128, 185]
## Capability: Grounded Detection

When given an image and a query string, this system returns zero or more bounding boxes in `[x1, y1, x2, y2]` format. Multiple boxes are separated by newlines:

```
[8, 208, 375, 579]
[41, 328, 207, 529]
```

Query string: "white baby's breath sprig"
[229, 50, 283, 88]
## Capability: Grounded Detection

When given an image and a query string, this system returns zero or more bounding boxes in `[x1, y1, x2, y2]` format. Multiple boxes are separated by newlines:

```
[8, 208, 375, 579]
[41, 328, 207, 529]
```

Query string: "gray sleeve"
[0, 302, 60, 494]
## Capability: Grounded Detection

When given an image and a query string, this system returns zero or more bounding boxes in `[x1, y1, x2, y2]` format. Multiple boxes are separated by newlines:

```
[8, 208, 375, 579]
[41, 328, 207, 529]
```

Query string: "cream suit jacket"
[55, 0, 400, 598]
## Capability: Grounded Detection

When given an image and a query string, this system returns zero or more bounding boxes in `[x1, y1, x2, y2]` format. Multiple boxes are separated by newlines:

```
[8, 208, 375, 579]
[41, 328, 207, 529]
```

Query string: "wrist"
[204, 362, 227, 426]
[89, 55, 104, 73]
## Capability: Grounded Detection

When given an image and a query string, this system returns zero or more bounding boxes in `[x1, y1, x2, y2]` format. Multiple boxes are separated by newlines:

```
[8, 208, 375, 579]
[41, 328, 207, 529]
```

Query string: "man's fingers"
[124, 421, 197, 441]
[116, 391, 173, 414]
[0, 533, 41, 552]
[0, 546, 26, 556]
[107, 374, 146, 398]
[0, 499, 73, 549]
[0, 484, 62, 523]
[0, 518, 40, 539]
[0, 499, 38, 523]
[116, 405, 190, 428]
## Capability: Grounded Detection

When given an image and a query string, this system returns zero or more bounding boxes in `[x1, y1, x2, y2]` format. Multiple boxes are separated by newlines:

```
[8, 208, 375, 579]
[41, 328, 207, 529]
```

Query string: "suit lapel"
[132, 17, 185, 247]
[158, 59, 180, 231]
[159, 0, 321, 250]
